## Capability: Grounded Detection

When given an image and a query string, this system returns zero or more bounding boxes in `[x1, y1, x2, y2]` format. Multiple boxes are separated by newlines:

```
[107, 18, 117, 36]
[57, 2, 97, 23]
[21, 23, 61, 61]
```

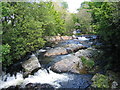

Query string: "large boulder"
[44, 47, 68, 56]
[44, 44, 86, 57]
[65, 44, 86, 53]
[50, 54, 87, 74]
[22, 55, 41, 74]
[74, 48, 102, 59]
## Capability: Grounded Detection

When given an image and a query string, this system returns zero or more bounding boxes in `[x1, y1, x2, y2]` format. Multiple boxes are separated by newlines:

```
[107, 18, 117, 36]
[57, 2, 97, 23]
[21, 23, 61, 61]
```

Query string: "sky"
[64, 0, 91, 13]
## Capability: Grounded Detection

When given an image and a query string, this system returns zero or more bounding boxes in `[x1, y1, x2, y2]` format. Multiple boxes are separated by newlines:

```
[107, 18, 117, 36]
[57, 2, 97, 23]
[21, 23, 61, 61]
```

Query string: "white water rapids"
[78, 37, 89, 41]
[0, 35, 98, 89]
[0, 68, 70, 89]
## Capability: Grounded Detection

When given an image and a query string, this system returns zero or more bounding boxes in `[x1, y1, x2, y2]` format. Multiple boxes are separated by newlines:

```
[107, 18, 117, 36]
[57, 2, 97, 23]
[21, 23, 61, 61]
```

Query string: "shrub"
[0, 44, 12, 66]
[91, 73, 109, 88]
[81, 56, 95, 69]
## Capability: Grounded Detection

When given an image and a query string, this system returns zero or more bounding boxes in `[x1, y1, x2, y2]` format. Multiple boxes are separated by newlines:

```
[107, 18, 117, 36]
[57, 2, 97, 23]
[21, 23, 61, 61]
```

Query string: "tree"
[61, 1, 68, 9]
[1, 1, 67, 66]
[87, 2, 120, 68]
[76, 8, 92, 33]
[2, 2, 46, 64]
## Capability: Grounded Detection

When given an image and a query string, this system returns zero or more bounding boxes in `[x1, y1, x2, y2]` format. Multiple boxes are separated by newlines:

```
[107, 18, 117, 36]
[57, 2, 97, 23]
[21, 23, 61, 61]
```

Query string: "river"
[0, 35, 101, 89]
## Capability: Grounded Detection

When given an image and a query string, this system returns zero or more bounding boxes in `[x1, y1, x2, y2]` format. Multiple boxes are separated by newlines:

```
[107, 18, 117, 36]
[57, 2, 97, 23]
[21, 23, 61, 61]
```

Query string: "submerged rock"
[2, 85, 21, 90]
[51, 54, 86, 74]
[4, 83, 54, 90]
[22, 55, 41, 74]
[44, 47, 68, 56]
[40, 84, 55, 89]
[25, 83, 54, 89]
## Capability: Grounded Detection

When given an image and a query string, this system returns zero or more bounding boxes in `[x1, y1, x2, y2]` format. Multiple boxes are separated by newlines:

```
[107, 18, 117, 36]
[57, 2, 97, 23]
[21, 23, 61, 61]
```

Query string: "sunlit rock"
[72, 35, 77, 39]
[65, 44, 86, 52]
[44, 47, 68, 56]
[55, 36, 61, 41]
[45, 36, 73, 42]
[61, 36, 72, 40]
[51, 54, 85, 74]
[22, 55, 41, 74]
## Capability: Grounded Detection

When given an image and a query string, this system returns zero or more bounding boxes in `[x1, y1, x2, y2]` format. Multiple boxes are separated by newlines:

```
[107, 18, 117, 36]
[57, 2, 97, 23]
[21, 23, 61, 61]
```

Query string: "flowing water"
[0, 35, 100, 89]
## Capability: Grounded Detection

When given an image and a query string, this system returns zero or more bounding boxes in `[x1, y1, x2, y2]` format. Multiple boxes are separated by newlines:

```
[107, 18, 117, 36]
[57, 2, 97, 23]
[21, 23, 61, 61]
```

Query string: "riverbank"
[0, 34, 120, 89]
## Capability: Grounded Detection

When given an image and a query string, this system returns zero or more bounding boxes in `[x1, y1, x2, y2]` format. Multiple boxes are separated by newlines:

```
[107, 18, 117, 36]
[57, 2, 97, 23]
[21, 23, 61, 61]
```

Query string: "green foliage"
[0, 44, 12, 66]
[87, 2, 120, 65]
[61, 2, 68, 9]
[2, 2, 67, 66]
[70, 4, 93, 34]
[92, 73, 109, 88]
[81, 56, 95, 69]
[76, 9, 92, 33]
[64, 13, 75, 34]
[88, 2, 120, 44]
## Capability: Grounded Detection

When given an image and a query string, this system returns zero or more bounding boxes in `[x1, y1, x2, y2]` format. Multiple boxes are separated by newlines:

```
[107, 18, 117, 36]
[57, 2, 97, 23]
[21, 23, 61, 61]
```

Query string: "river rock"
[65, 44, 86, 53]
[74, 48, 101, 59]
[55, 36, 61, 41]
[44, 47, 68, 56]
[45, 36, 56, 42]
[45, 36, 73, 42]
[50, 54, 86, 74]
[111, 81, 118, 89]
[25, 83, 54, 89]
[61, 36, 72, 40]
[22, 55, 41, 74]
[2, 85, 21, 90]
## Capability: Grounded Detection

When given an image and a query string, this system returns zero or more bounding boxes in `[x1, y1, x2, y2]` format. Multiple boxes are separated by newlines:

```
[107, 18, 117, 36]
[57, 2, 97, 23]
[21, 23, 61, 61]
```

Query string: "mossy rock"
[91, 73, 109, 88]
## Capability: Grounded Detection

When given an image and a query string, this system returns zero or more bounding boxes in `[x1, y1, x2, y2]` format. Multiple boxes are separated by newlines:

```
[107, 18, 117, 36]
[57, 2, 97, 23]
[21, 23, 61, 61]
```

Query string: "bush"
[81, 56, 95, 69]
[0, 44, 12, 66]
[2, 2, 66, 66]
[91, 73, 109, 88]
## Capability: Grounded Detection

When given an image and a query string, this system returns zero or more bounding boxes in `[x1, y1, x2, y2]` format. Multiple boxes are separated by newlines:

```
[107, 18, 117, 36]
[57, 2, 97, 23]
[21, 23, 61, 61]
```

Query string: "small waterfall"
[0, 72, 24, 89]
[22, 68, 69, 88]
[0, 68, 69, 89]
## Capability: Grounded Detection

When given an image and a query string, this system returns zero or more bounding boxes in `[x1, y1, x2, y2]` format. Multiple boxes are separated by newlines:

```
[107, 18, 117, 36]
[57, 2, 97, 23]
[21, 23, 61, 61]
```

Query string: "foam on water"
[39, 49, 46, 53]
[22, 69, 69, 88]
[0, 69, 69, 89]
[78, 37, 89, 41]
[0, 73, 24, 89]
